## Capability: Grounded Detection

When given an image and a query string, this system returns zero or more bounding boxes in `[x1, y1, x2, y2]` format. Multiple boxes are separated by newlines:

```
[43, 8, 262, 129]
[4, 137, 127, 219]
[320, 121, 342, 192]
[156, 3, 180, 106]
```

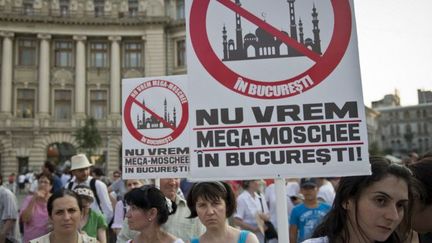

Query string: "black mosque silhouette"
[222, 0, 322, 61]
[136, 98, 177, 130]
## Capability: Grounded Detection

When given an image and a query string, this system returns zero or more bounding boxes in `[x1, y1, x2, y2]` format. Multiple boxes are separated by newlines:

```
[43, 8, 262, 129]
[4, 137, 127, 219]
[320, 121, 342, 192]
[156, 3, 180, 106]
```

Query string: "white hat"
[71, 154, 93, 171]
[73, 186, 95, 201]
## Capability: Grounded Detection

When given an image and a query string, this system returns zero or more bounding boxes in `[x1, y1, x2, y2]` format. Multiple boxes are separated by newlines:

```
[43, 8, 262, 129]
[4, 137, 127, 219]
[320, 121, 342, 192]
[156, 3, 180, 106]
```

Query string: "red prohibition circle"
[190, 0, 352, 99]
[123, 80, 189, 146]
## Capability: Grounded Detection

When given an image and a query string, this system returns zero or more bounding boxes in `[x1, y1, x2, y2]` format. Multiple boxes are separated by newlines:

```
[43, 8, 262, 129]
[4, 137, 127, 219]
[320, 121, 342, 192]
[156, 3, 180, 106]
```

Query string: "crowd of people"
[0, 152, 431, 243]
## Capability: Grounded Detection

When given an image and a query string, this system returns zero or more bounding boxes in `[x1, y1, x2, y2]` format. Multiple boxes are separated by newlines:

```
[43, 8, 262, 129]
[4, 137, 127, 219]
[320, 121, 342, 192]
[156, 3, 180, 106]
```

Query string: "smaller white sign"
[122, 75, 190, 179]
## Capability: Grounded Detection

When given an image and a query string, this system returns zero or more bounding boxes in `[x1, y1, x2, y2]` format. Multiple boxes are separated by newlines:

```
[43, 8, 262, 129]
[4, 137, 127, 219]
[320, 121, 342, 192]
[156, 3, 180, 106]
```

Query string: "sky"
[353, 0, 432, 107]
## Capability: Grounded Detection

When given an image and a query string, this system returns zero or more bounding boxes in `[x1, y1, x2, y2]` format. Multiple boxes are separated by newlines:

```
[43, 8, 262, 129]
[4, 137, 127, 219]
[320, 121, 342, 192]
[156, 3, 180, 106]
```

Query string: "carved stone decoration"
[14, 0, 22, 7]
[119, 0, 127, 12]
[70, 0, 78, 11]
[34, 0, 42, 9]
[86, 0, 93, 12]
[52, 69, 74, 84]
[105, 0, 112, 11]
[51, 0, 59, 9]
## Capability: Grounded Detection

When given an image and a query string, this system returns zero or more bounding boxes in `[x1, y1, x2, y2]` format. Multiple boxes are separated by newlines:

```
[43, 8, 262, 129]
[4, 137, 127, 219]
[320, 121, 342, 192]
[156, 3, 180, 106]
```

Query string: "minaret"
[173, 107, 177, 127]
[287, 0, 298, 41]
[299, 18, 304, 44]
[235, 0, 244, 57]
[142, 99, 146, 121]
[312, 4, 321, 54]
[222, 24, 228, 60]
[164, 98, 167, 120]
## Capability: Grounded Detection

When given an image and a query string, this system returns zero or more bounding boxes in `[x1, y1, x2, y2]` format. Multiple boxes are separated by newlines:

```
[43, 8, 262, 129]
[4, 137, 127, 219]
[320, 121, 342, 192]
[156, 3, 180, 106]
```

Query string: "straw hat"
[70, 154, 93, 171]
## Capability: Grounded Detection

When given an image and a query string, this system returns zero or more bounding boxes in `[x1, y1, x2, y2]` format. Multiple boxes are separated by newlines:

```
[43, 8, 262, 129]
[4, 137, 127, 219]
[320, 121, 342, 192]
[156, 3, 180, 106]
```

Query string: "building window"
[89, 42, 108, 68]
[128, 0, 138, 16]
[123, 41, 143, 68]
[16, 89, 35, 118]
[23, 0, 34, 15]
[94, 0, 105, 17]
[54, 90, 72, 119]
[18, 39, 37, 66]
[176, 39, 186, 68]
[176, 0, 185, 20]
[90, 90, 107, 119]
[54, 40, 73, 67]
[60, 0, 70, 16]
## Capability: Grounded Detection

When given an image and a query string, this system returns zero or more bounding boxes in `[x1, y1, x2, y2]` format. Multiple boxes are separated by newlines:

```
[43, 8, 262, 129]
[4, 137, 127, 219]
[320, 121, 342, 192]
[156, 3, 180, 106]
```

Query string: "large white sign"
[186, 0, 370, 180]
[122, 75, 190, 179]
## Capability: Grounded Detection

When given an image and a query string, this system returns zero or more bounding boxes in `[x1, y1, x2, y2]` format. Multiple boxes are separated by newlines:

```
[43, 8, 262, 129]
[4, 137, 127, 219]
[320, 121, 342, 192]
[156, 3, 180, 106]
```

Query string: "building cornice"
[0, 14, 170, 26]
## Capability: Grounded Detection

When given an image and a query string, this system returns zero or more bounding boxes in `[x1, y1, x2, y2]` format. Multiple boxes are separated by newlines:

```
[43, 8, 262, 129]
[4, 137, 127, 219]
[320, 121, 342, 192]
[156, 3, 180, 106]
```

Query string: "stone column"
[109, 36, 121, 116]
[37, 34, 51, 117]
[73, 35, 86, 117]
[144, 29, 166, 76]
[1, 32, 14, 116]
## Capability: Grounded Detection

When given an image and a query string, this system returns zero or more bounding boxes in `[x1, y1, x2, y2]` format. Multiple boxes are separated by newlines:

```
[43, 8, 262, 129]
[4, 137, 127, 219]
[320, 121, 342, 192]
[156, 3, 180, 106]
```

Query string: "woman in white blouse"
[234, 180, 270, 243]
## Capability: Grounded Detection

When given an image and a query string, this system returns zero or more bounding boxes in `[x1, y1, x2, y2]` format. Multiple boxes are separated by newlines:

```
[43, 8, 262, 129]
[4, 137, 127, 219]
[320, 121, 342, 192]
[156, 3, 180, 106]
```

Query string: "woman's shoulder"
[301, 236, 329, 243]
[29, 232, 51, 243]
[240, 230, 259, 243]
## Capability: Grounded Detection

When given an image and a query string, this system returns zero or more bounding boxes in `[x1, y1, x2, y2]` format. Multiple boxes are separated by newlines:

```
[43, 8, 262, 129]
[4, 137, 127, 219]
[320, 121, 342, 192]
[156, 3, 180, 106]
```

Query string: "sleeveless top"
[190, 230, 250, 243]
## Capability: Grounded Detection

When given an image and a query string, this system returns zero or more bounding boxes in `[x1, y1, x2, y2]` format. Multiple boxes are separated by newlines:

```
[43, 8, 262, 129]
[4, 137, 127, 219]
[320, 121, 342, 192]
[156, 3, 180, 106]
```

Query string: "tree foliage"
[74, 117, 102, 157]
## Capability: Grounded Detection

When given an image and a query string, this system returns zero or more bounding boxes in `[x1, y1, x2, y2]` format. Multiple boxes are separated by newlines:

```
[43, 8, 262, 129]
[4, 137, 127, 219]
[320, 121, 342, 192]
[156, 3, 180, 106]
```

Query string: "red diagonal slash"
[131, 98, 176, 130]
[217, 0, 322, 62]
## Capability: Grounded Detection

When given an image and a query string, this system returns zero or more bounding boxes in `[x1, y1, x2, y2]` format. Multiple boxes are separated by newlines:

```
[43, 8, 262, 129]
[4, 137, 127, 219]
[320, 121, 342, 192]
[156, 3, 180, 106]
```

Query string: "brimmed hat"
[300, 178, 318, 188]
[71, 154, 93, 171]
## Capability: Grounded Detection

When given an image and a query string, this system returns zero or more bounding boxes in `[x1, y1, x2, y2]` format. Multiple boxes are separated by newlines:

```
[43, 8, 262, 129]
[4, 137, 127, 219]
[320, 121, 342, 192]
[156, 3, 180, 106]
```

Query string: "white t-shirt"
[302, 236, 329, 243]
[235, 190, 268, 243]
[317, 181, 335, 205]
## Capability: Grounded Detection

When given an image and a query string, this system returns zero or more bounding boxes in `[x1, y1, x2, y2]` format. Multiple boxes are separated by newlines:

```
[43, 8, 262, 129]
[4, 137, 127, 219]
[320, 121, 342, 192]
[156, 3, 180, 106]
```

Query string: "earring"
[148, 218, 152, 221]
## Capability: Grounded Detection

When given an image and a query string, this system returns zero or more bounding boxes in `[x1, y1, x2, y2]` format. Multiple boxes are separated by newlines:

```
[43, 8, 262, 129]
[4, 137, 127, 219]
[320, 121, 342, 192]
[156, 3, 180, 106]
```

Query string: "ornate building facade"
[370, 91, 432, 157]
[0, 0, 186, 177]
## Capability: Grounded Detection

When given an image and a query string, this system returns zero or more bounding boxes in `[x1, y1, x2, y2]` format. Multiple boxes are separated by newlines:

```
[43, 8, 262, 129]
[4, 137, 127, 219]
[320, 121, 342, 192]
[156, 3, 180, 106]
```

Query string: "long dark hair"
[312, 157, 413, 243]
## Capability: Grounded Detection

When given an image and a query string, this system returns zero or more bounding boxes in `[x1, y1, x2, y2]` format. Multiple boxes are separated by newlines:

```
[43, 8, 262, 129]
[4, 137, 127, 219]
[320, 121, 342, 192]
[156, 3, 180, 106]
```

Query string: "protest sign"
[122, 75, 190, 179]
[186, 0, 370, 180]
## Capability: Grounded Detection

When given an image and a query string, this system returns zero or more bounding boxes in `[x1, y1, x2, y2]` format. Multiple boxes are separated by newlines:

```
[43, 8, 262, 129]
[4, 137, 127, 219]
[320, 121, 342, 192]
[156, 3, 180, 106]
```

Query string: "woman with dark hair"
[20, 172, 53, 243]
[187, 181, 259, 243]
[303, 157, 413, 243]
[124, 185, 182, 243]
[409, 157, 432, 242]
[30, 189, 97, 243]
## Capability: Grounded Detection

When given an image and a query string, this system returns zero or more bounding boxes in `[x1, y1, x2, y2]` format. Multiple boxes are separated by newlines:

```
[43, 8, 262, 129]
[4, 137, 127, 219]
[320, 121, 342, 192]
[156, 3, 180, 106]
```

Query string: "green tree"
[74, 117, 102, 158]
